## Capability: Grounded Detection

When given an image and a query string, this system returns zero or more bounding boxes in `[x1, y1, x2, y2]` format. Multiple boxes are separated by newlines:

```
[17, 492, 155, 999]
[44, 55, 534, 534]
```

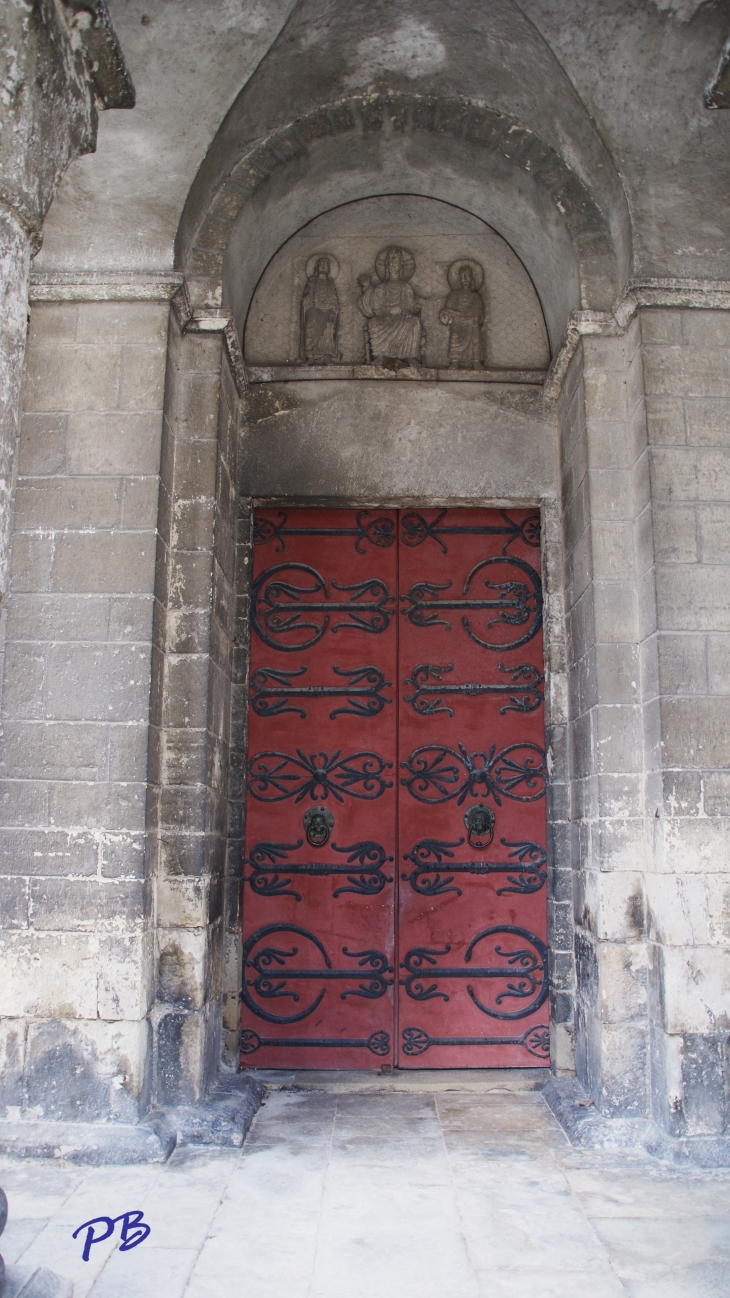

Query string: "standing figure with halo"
[440, 260, 486, 368]
[300, 255, 340, 363]
[357, 245, 424, 365]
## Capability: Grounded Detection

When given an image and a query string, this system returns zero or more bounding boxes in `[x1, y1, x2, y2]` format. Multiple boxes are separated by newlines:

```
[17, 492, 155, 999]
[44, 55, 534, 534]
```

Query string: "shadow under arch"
[178, 92, 626, 346]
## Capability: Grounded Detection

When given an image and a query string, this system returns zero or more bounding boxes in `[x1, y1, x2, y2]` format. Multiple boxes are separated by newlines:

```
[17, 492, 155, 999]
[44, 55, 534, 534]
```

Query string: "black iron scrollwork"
[255, 511, 396, 553]
[403, 662, 543, 716]
[400, 926, 548, 1020]
[241, 1029, 391, 1056]
[248, 748, 393, 803]
[400, 509, 540, 555]
[401, 741, 546, 806]
[401, 556, 542, 652]
[252, 563, 394, 652]
[250, 665, 392, 719]
[401, 1025, 549, 1060]
[242, 923, 393, 1023]
[244, 839, 394, 899]
[401, 837, 547, 898]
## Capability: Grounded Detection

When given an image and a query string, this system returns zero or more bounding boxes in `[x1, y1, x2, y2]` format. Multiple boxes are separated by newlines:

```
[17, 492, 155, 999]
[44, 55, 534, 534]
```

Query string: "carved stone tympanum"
[440, 260, 486, 368]
[300, 255, 340, 362]
[357, 246, 424, 364]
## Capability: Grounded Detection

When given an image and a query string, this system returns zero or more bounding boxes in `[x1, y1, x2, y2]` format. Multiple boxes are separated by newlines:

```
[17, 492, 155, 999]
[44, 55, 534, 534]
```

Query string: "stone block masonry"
[643, 308, 730, 1141]
[559, 319, 656, 1121]
[558, 306, 730, 1150]
[0, 300, 168, 1123]
[145, 312, 234, 1107]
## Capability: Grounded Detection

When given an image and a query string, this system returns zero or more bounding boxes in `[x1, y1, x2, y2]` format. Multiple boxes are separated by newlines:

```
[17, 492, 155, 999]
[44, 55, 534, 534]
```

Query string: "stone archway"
[145, 0, 630, 1106]
[145, 306, 572, 1100]
[180, 90, 621, 319]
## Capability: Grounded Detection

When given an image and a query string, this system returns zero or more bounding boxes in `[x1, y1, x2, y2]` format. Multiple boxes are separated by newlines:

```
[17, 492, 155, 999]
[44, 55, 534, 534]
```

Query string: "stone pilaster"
[559, 320, 658, 1117]
[0, 0, 133, 607]
[642, 307, 730, 1141]
[0, 211, 31, 620]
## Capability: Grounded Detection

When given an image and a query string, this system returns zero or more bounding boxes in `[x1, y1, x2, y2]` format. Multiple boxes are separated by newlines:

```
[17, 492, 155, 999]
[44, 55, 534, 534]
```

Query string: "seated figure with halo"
[357, 245, 424, 366]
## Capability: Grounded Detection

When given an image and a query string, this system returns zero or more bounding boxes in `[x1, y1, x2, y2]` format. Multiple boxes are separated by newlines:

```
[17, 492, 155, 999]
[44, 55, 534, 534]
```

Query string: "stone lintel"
[29, 272, 183, 302]
[244, 363, 547, 385]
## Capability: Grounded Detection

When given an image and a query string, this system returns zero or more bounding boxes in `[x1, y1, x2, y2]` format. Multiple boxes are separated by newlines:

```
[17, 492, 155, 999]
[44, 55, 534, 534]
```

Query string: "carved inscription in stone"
[357, 246, 424, 364]
[300, 255, 340, 363]
[440, 260, 486, 368]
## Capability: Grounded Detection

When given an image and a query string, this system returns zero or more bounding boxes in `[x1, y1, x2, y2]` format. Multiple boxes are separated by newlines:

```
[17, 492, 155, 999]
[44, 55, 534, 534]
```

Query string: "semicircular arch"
[179, 93, 623, 346]
[243, 192, 552, 371]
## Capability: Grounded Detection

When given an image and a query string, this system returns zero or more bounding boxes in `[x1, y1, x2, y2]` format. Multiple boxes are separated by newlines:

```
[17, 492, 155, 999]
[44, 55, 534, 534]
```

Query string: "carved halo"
[305, 253, 340, 280]
[447, 258, 484, 291]
[374, 245, 416, 282]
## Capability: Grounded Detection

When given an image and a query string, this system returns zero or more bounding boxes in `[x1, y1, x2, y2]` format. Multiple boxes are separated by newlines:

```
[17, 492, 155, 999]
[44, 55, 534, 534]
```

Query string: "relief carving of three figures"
[300, 246, 486, 368]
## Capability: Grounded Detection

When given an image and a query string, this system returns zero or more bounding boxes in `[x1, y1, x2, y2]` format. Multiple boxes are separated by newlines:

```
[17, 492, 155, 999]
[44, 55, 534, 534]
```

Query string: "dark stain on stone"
[626, 891, 645, 939]
[158, 943, 198, 1009]
[25, 1024, 111, 1122]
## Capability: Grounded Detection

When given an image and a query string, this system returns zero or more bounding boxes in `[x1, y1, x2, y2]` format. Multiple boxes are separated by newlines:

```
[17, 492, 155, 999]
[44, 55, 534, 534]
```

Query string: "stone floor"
[1, 1072, 729, 1298]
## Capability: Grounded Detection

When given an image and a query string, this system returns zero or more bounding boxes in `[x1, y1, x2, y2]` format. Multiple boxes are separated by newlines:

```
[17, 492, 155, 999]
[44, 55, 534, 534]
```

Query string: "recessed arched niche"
[243, 195, 550, 373]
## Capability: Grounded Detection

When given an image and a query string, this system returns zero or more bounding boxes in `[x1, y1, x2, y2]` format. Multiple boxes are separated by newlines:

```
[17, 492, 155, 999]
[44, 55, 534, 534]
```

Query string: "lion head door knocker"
[304, 806, 334, 847]
[464, 803, 495, 849]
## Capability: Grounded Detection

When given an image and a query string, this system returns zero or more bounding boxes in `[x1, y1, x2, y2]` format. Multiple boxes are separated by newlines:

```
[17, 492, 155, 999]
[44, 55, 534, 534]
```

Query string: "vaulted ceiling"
[35, 0, 730, 287]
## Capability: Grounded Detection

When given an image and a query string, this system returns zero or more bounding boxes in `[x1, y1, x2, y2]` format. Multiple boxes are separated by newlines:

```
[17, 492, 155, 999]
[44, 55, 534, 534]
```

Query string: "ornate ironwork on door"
[247, 748, 393, 802]
[400, 509, 540, 555]
[251, 665, 392, 719]
[403, 662, 543, 716]
[400, 555, 542, 650]
[400, 741, 547, 805]
[252, 564, 394, 650]
[399, 926, 548, 1018]
[242, 923, 393, 1024]
[244, 839, 394, 899]
[255, 510, 396, 553]
[401, 838, 547, 898]
[242, 507, 549, 1069]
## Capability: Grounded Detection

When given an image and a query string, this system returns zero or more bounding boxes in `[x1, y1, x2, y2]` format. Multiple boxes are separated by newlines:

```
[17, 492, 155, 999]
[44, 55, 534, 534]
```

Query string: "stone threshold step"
[244, 1067, 552, 1093]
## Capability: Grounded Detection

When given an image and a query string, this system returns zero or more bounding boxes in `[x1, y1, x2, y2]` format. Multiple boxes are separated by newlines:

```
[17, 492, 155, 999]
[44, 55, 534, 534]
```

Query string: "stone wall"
[0, 0, 133, 614]
[0, 299, 167, 1120]
[2, 288, 730, 1149]
[146, 314, 240, 1104]
[559, 318, 657, 1117]
[643, 307, 730, 1138]
[559, 306, 730, 1144]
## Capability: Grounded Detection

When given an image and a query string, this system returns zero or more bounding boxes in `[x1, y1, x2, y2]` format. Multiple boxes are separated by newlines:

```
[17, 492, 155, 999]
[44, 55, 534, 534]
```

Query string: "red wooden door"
[241, 508, 398, 1067]
[397, 508, 549, 1067]
[241, 507, 548, 1070]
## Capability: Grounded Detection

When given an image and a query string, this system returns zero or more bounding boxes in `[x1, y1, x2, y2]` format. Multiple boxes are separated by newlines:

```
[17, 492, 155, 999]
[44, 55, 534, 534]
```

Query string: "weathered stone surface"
[1, 0, 729, 1166]
[0, 0, 133, 613]
[2, 1265, 73, 1298]
[245, 194, 550, 371]
[0, 297, 165, 1122]
[0, 1118, 173, 1165]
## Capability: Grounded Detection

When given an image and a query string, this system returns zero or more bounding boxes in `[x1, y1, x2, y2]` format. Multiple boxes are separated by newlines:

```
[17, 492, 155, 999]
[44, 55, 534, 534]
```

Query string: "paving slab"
[0, 1078, 728, 1297]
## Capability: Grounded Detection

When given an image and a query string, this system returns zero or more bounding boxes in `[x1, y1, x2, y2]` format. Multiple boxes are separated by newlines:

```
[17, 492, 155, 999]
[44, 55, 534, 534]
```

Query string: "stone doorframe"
[146, 305, 572, 1106]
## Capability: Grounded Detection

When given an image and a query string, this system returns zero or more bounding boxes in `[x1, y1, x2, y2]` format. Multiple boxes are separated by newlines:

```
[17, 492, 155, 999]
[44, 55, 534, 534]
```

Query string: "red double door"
[241, 507, 549, 1070]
